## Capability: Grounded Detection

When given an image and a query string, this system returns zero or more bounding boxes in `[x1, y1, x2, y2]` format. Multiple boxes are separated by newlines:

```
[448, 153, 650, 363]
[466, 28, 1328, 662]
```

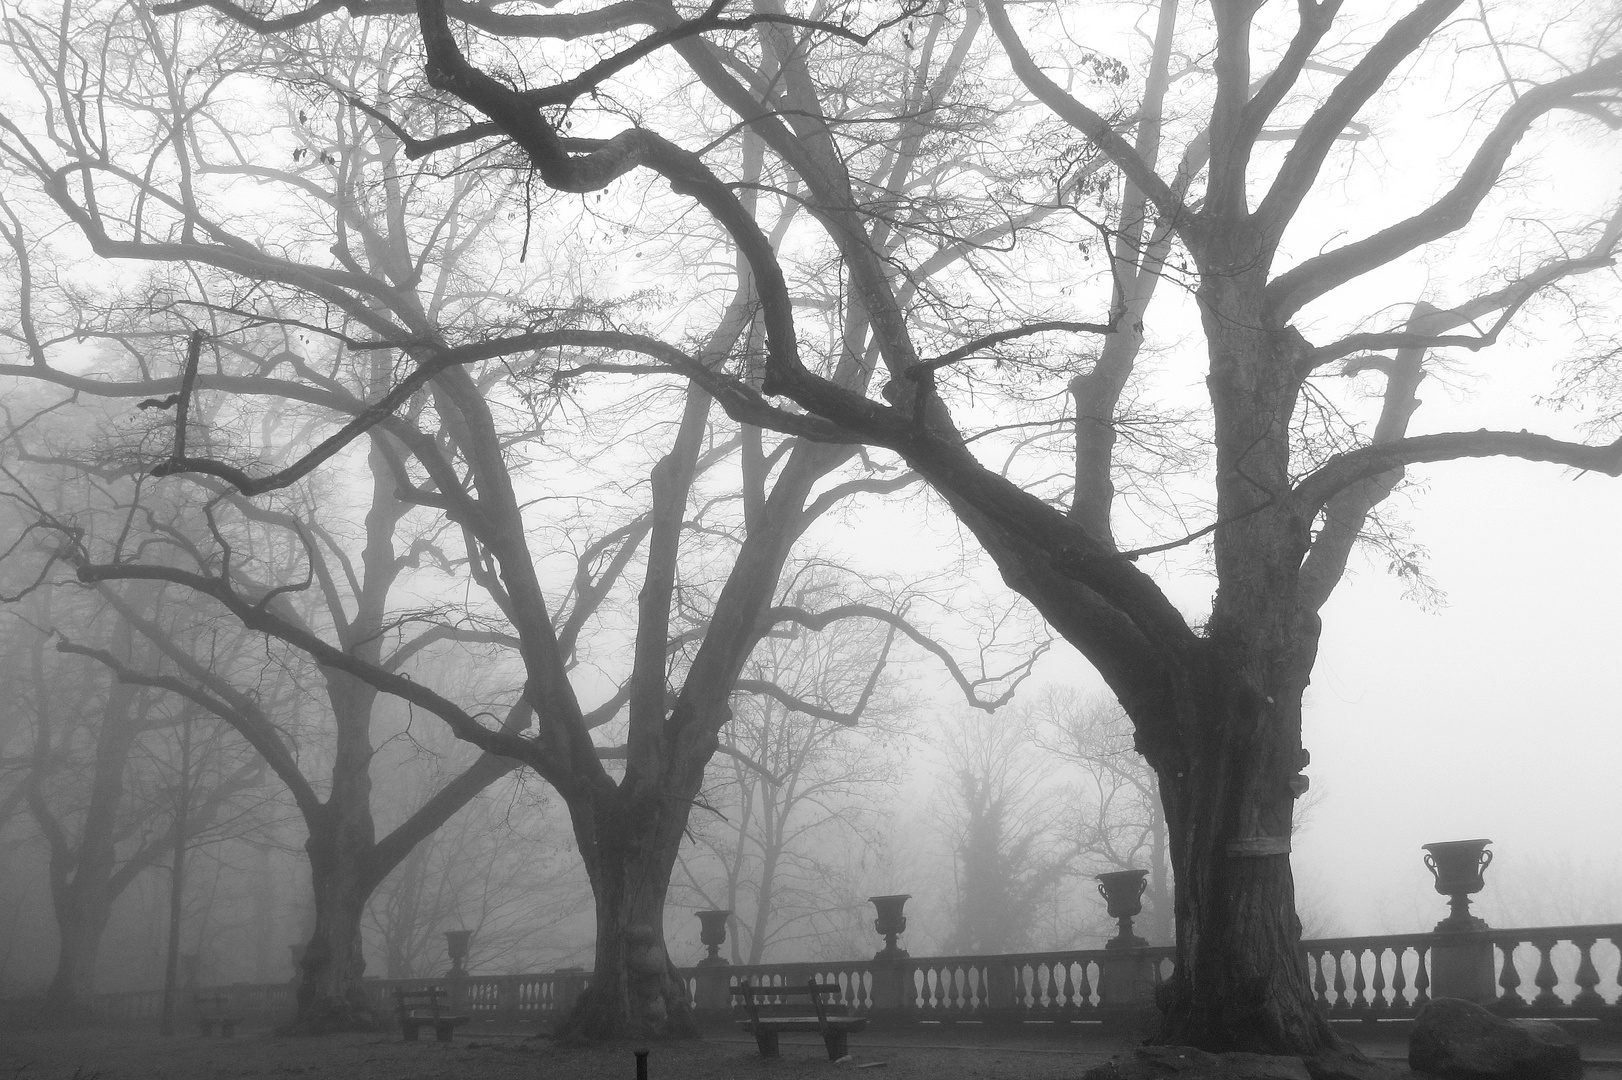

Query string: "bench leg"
[754, 1030, 780, 1058]
[823, 1031, 848, 1061]
[402, 1022, 421, 1042]
[435, 1022, 454, 1043]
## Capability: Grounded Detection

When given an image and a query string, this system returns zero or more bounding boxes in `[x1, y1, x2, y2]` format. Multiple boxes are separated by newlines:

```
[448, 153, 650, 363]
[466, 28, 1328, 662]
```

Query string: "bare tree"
[0, 4, 1027, 1039]
[364, 722, 589, 979]
[931, 710, 1072, 956]
[676, 587, 914, 965]
[9, 0, 1615, 1054]
[2, 581, 262, 1014]
[1029, 687, 1172, 945]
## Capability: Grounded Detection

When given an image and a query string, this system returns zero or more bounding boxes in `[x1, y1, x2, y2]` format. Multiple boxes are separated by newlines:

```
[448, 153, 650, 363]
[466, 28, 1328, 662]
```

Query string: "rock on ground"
[1409, 997, 1582, 1080]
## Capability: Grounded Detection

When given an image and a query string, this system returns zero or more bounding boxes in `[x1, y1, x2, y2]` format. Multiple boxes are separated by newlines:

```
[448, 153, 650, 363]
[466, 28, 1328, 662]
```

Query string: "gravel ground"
[4, 1023, 1619, 1080]
[0, 1026, 1129, 1080]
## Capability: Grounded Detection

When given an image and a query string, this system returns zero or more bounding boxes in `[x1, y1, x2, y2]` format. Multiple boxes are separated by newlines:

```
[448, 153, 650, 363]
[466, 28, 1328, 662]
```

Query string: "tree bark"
[36, 640, 144, 1015]
[1152, 683, 1331, 1053]
[43, 888, 115, 1014]
[290, 803, 379, 1032]
[554, 750, 711, 1041]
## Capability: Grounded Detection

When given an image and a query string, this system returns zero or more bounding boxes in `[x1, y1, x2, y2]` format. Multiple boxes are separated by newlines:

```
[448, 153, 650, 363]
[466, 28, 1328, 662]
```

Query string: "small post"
[445, 929, 472, 1012]
[983, 960, 1019, 1028]
[552, 967, 587, 1021]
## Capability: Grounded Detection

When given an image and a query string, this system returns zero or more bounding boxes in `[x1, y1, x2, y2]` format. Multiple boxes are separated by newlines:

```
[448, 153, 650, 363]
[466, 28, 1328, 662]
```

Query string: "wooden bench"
[193, 993, 241, 1038]
[393, 987, 469, 1043]
[732, 977, 866, 1061]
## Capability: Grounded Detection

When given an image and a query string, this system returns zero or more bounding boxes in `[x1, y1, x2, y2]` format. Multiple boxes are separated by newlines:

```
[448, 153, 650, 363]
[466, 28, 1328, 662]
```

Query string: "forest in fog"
[1, 0, 1620, 1053]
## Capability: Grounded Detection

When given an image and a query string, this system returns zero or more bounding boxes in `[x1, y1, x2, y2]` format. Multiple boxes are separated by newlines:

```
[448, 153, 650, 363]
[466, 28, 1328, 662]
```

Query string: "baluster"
[1311, 948, 1328, 1011]
[1496, 939, 1525, 1011]
[947, 966, 964, 1015]
[1331, 950, 1349, 1012]
[1614, 935, 1622, 1005]
[1350, 947, 1368, 1011]
[1060, 962, 1077, 1012]
[1414, 945, 1430, 1006]
[1012, 963, 1027, 1010]
[1076, 959, 1094, 1012]
[1531, 937, 1561, 1008]
[1572, 937, 1604, 1011]
[1369, 947, 1388, 1017]
[1390, 946, 1408, 1013]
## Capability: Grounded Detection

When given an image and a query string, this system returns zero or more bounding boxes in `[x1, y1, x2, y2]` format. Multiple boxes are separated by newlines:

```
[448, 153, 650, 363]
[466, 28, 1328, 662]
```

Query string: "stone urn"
[445, 929, 473, 976]
[695, 910, 732, 966]
[1423, 838, 1493, 931]
[1096, 869, 1150, 948]
[869, 894, 911, 959]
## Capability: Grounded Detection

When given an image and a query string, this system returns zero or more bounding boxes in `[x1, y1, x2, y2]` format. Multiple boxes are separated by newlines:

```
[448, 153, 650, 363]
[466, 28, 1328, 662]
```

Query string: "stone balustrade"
[87, 921, 1621, 1029]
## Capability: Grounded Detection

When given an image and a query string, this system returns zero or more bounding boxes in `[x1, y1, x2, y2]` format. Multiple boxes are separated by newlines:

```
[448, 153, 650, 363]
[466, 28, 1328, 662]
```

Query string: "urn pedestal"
[693, 911, 733, 1012]
[1423, 839, 1496, 1003]
[445, 929, 472, 1010]
[1094, 870, 1156, 1029]
[867, 896, 914, 1024]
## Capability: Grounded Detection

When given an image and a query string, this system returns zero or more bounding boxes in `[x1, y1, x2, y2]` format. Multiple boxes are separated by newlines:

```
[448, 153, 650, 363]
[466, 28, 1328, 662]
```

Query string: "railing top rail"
[1483, 922, 1622, 940]
[689, 959, 874, 977]
[904, 947, 1176, 967]
[1300, 932, 1442, 950]
[1299, 922, 1622, 951]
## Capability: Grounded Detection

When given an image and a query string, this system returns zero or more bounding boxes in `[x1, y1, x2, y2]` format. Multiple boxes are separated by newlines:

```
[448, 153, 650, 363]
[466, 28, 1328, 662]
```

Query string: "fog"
[0, 0, 1618, 1049]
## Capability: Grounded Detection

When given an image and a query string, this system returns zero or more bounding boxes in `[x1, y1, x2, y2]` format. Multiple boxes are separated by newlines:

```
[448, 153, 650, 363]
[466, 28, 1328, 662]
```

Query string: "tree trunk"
[43, 891, 113, 1014]
[1148, 654, 1332, 1052]
[38, 663, 142, 1016]
[555, 760, 710, 1040]
[159, 720, 192, 1037]
[289, 805, 378, 1032]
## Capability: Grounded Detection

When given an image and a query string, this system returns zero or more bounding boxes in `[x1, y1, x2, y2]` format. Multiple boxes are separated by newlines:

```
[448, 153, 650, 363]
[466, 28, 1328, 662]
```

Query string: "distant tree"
[1030, 687, 1172, 945]
[676, 589, 916, 964]
[937, 712, 1071, 956]
[2, 582, 262, 1014]
[364, 723, 589, 979]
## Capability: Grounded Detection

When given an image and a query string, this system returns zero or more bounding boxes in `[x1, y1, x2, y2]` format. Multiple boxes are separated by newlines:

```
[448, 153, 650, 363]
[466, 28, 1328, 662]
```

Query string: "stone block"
[1410, 997, 1582, 1080]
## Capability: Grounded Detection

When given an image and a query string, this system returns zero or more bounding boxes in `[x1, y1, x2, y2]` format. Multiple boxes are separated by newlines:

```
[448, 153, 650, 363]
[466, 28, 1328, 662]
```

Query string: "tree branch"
[1254, 0, 1464, 249]
[1267, 52, 1622, 319]
[1294, 429, 1622, 514]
